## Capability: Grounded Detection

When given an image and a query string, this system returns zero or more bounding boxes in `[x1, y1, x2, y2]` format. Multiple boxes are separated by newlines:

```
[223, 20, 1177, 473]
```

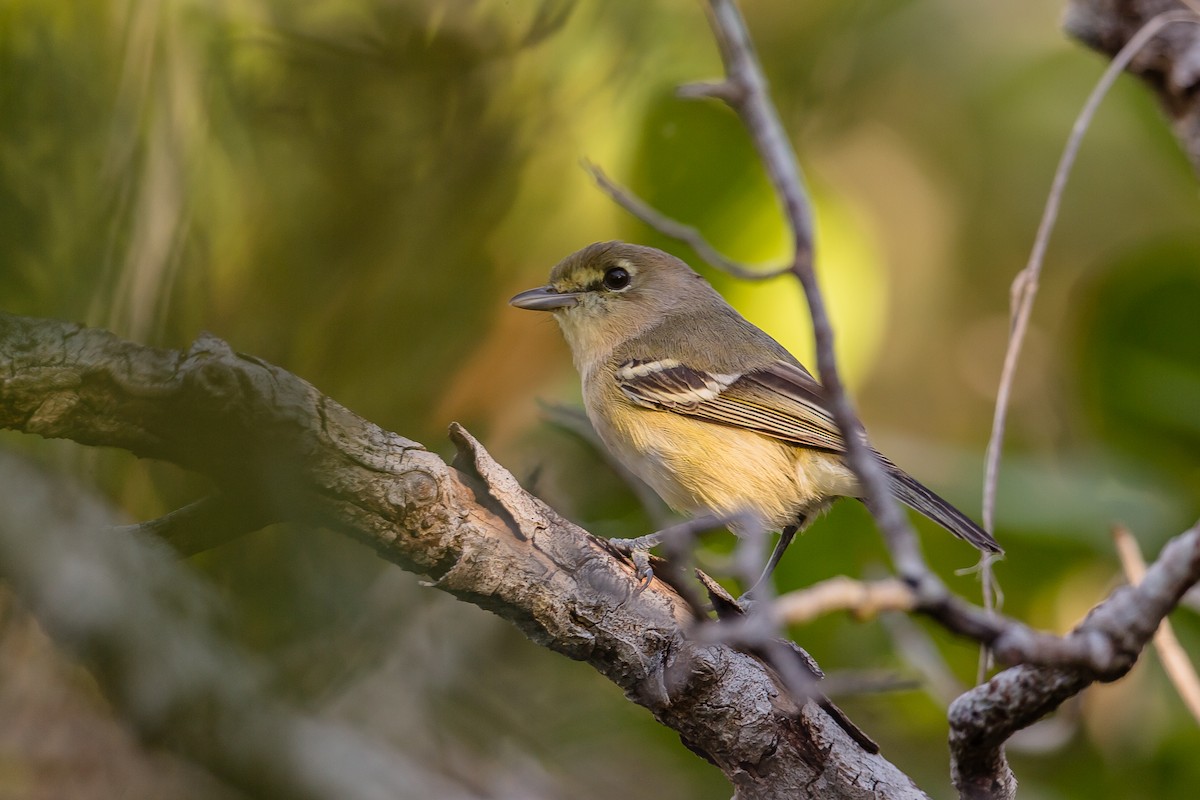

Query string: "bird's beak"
[509, 285, 580, 311]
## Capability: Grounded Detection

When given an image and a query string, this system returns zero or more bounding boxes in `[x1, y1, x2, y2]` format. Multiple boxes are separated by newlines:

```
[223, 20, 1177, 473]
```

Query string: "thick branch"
[0, 312, 924, 800]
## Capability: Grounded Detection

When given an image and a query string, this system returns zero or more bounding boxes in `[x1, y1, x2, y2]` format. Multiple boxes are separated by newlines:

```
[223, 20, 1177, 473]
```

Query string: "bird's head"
[510, 241, 712, 370]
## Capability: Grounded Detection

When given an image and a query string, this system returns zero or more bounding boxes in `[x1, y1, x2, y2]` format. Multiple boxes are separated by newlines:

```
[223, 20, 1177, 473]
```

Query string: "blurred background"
[2, 0, 1199, 797]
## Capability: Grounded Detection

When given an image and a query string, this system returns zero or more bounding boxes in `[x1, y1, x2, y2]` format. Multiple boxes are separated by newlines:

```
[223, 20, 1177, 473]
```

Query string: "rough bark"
[0, 311, 925, 800]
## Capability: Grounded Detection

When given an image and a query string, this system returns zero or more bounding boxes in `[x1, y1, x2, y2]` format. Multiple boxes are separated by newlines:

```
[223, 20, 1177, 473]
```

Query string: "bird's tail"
[877, 454, 1002, 555]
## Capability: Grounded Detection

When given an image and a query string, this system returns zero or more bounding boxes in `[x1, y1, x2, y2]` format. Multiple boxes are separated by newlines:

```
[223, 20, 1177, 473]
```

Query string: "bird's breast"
[584, 382, 854, 531]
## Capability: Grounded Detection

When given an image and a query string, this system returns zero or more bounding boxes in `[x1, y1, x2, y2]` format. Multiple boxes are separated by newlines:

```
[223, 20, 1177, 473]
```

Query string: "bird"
[510, 241, 1001, 589]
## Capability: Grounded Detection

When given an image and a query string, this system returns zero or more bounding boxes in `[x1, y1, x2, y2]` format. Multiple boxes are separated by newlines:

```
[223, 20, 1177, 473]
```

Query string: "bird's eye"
[602, 266, 631, 291]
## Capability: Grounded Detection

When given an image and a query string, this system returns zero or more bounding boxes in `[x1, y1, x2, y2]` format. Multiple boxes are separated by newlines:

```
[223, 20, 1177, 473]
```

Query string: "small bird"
[510, 241, 1001, 587]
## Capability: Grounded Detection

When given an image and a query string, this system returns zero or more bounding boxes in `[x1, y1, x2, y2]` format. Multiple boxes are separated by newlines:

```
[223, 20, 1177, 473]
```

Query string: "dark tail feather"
[878, 455, 1002, 555]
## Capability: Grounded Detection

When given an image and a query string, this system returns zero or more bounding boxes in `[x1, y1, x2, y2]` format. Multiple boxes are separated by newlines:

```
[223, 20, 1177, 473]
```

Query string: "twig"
[882, 611, 966, 707]
[981, 8, 1200, 533]
[584, 161, 785, 280]
[694, 570, 882, 755]
[690, 0, 929, 581]
[974, 3, 1200, 698]
[949, 520, 1200, 800]
[587, 0, 934, 584]
[774, 576, 916, 626]
[1113, 523, 1200, 725]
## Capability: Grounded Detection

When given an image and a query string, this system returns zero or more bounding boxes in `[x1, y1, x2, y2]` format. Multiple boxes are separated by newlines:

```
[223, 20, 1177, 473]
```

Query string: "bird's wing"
[615, 358, 846, 453]
[615, 357, 1003, 554]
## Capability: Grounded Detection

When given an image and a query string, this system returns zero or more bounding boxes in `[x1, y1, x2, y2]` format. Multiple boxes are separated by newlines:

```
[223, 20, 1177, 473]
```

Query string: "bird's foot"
[606, 532, 664, 594]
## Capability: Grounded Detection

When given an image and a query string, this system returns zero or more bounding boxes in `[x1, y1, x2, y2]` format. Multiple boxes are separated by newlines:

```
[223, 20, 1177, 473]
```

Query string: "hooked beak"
[509, 285, 580, 311]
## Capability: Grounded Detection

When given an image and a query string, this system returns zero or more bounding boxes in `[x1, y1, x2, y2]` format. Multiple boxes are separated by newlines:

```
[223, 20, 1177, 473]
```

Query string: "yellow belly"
[591, 397, 859, 532]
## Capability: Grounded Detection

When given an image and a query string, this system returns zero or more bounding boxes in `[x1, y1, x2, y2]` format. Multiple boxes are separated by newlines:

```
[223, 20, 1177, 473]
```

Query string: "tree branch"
[584, 3, 1200, 796]
[0, 311, 925, 800]
[6, 4, 1200, 797]
[948, 521, 1200, 799]
[693, 0, 932, 583]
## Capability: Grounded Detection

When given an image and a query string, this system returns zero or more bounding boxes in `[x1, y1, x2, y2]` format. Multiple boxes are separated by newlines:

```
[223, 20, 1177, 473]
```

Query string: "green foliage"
[3, 0, 1200, 797]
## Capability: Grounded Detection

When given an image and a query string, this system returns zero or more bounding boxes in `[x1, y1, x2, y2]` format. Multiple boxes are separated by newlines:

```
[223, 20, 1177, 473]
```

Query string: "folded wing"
[616, 358, 844, 453]
[615, 358, 1002, 554]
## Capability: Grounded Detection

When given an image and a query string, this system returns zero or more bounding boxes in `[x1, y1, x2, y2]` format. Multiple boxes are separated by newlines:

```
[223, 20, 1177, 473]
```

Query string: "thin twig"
[882, 611, 966, 707]
[975, 5, 1200, 693]
[693, 0, 929, 581]
[693, 569, 882, 754]
[586, 0, 933, 585]
[583, 161, 785, 280]
[774, 576, 916, 626]
[1113, 524, 1200, 725]
[981, 8, 1200, 532]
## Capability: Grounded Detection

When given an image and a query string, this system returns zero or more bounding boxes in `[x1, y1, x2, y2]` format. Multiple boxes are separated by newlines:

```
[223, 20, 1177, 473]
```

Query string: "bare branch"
[1114, 524, 1200, 724]
[583, 161, 784, 280]
[774, 577, 916, 626]
[0, 311, 925, 800]
[686, 0, 930, 582]
[949, 521, 1200, 799]
[694, 570, 883, 756]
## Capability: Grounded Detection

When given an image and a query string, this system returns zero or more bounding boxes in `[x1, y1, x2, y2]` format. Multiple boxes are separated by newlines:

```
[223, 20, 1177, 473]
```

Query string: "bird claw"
[607, 533, 664, 594]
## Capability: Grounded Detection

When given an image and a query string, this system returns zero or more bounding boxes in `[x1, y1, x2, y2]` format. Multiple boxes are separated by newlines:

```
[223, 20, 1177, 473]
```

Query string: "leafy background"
[2, 0, 1199, 797]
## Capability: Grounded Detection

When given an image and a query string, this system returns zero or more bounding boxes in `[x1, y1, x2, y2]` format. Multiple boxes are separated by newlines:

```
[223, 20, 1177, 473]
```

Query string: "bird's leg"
[606, 530, 666, 552]
[605, 532, 663, 592]
[607, 513, 730, 594]
[739, 525, 797, 601]
[740, 517, 807, 602]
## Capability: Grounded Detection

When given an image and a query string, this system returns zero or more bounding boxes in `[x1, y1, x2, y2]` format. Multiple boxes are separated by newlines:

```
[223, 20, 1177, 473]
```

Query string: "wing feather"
[614, 358, 1003, 554]
[615, 359, 845, 453]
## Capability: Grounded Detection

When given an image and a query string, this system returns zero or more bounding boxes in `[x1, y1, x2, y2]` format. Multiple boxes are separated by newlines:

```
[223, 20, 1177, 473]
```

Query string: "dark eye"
[603, 266, 631, 291]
